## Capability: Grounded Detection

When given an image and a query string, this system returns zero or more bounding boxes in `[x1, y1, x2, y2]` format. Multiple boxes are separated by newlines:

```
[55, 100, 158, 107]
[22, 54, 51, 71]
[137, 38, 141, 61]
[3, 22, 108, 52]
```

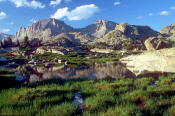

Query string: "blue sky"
[0, 0, 175, 34]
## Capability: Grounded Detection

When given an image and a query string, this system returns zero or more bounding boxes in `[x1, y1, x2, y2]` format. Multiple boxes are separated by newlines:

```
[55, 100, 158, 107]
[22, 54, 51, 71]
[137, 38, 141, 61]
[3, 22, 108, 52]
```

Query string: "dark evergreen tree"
[23, 36, 29, 47]
[16, 39, 20, 47]
[0, 40, 3, 48]
[3, 39, 8, 48]
[7, 37, 12, 47]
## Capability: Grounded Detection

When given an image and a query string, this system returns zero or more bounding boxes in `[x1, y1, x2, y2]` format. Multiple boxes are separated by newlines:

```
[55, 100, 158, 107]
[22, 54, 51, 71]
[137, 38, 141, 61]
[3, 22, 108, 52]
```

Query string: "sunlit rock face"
[14, 18, 75, 41]
[121, 48, 175, 76]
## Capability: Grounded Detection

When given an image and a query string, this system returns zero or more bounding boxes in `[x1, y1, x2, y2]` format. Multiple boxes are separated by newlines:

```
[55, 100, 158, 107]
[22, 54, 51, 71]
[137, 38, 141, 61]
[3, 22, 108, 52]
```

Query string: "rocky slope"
[160, 24, 175, 41]
[93, 22, 159, 48]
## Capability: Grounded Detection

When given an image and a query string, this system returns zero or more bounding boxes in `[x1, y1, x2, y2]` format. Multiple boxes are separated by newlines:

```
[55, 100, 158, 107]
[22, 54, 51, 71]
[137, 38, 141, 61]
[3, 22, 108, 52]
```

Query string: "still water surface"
[16, 62, 135, 83]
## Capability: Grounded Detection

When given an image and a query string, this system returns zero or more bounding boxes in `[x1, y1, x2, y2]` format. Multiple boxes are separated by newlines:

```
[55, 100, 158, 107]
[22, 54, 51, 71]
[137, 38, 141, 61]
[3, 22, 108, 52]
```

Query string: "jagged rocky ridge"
[13, 18, 169, 48]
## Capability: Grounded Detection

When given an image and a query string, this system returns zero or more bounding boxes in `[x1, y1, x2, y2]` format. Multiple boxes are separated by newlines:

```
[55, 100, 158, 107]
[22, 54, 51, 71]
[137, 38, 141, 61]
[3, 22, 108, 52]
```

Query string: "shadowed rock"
[144, 37, 172, 51]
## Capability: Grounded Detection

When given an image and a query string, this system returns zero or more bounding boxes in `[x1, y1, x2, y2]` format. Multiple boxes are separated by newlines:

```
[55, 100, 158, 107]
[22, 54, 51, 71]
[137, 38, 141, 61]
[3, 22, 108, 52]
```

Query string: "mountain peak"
[160, 24, 175, 35]
[32, 18, 66, 28]
[14, 18, 74, 41]
[94, 19, 107, 24]
[80, 20, 118, 38]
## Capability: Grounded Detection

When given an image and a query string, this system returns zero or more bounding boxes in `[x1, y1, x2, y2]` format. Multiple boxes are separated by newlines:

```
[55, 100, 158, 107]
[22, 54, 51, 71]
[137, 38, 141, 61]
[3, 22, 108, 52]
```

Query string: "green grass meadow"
[0, 75, 175, 116]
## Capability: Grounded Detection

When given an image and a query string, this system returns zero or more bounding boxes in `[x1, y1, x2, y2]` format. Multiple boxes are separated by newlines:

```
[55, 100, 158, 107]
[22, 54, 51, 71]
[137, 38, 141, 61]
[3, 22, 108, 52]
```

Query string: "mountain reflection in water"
[17, 62, 135, 83]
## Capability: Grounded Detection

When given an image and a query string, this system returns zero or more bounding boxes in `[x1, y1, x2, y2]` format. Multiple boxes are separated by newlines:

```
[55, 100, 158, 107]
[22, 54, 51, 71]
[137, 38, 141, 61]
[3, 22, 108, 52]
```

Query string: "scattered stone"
[58, 59, 62, 63]
[42, 60, 47, 63]
[45, 63, 53, 68]
[28, 59, 39, 65]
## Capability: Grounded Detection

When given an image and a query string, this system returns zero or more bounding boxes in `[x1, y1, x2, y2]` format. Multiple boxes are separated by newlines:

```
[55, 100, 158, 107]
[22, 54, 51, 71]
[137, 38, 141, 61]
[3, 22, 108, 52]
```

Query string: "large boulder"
[144, 37, 172, 51]
[35, 47, 46, 54]
[35, 47, 67, 55]
[121, 48, 175, 76]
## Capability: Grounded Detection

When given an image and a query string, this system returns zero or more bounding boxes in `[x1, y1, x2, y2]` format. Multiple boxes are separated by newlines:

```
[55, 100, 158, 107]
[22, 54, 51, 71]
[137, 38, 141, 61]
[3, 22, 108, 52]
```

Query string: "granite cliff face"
[80, 19, 118, 38]
[14, 18, 75, 41]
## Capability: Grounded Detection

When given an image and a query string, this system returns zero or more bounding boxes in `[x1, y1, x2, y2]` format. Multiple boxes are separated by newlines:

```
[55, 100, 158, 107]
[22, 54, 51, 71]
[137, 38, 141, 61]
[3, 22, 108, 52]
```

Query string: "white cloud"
[160, 11, 170, 16]
[171, 6, 175, 10]
[50, 0, 71, 6]
[50, 0, 61, 6]
[114, 2, 121, 6]
[51, 4, 99, 21]
[0, 12, 6, 19]
[0, 0, 45, 9]
[1, 29, 10, 33]
[136, 16, 143, 19]
[30, 19, 37, 23]
[148, 13, 153, 16]
[51, 7, 69, 19]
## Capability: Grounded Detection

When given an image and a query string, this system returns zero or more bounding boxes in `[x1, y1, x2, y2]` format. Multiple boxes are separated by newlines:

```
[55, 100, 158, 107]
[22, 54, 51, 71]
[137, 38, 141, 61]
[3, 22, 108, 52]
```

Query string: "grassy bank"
[0, 75, 175, 116]
[33, 52, 120, 64]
